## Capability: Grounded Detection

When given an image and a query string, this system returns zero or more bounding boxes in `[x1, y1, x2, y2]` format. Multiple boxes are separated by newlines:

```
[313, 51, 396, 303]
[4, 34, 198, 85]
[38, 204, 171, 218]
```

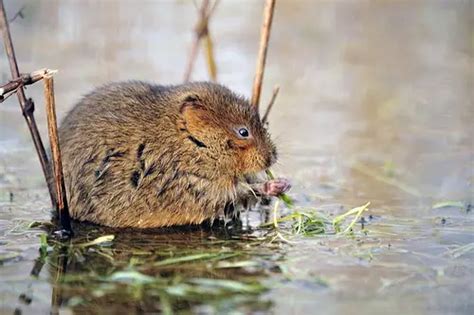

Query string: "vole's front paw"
[262, 178, 291, 197]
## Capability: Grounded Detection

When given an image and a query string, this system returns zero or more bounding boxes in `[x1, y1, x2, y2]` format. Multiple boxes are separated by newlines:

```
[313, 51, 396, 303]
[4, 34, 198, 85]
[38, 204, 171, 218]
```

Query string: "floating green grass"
[108, 270, 157, 284]
[263, 201, 371, 239]
[216, 260, 260, 269]
[264, 169, 371, 238]
[76, 235, 115, 248]
[432, 200, 465, 210]
[265, 210, 329, 236]
[333, 202, 370, 234]
[0, 251, 20, 264]
[153, 252, 240, 267]
[187, 278, 265, 294]
[291, 211, 328, 236]
[443, 242, 474, 258]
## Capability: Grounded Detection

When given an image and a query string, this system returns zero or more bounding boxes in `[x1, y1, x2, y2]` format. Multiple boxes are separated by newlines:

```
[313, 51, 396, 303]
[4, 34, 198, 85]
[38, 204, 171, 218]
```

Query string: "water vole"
[59, 81, 290, 228]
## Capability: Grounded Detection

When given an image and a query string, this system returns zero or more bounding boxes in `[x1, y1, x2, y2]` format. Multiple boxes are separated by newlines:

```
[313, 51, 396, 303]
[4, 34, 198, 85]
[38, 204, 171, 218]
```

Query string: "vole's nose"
[265, 155, 273, 169]
[271, 146, 278, 164]
[265, 147, 277, 168]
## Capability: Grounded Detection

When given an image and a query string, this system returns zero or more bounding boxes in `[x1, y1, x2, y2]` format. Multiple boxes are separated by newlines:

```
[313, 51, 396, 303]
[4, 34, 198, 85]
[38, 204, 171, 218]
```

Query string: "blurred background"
[0, 0, 472, 201]
[0, 1, 473, 314]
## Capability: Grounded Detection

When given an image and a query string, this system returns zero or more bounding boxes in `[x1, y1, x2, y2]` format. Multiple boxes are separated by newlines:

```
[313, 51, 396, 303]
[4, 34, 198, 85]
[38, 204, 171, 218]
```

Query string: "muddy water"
[1, 1, 473, 314]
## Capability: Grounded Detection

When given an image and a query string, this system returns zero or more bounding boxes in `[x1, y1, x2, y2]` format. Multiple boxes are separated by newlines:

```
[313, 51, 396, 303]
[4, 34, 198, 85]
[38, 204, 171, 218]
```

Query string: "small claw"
[262, 178, 291, 197]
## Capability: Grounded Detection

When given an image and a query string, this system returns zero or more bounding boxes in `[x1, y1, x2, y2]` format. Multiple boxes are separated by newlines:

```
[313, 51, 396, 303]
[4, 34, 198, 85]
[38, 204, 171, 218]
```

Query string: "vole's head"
[177, 82, 277, 177]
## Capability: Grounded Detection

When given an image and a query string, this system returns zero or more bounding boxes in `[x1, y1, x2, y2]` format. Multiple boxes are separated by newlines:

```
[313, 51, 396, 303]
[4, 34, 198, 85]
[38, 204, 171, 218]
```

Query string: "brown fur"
[58, 81, 277, 228]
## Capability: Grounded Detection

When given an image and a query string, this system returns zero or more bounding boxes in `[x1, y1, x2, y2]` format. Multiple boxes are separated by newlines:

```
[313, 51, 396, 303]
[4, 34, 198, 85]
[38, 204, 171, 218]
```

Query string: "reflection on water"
[1, 0, 473, 314]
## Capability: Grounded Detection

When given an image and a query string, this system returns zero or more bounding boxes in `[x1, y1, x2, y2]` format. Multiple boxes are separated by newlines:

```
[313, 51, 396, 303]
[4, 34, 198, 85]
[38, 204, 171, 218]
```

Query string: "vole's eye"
[237, 127, 250, 139]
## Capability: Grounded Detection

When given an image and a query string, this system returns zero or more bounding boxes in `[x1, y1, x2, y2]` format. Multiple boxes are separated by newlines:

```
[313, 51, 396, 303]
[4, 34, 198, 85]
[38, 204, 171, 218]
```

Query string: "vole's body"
[59, 81, 286, 228]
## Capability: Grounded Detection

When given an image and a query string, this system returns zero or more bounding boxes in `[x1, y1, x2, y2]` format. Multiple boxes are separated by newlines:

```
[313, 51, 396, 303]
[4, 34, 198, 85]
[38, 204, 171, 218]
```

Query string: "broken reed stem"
[203, 0, 219, 81]
[250, 0, 276, 109]
[183, 0, 210, 82]
[8, 5, 24, 24]
[183, 30, 202, 82]
[0, 68, 57, 102]
[0, 0, 57, 207]
[203, 30, 217, 81]
[44, 76, 72, 234]
[261, 85, 280, 124]
[183, 0, 219, 82]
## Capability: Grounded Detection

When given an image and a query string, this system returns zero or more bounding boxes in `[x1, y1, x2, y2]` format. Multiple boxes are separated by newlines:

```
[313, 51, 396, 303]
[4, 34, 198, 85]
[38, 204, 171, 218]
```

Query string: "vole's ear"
[178, 94, 209, 131]
[180, 94, 204, 113]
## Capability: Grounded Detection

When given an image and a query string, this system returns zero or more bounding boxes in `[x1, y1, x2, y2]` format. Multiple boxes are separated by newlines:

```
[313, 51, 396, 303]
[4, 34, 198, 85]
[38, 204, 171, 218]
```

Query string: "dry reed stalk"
[0, 68, 56, 102]
[183, 0, 219, 82]
[250, 0, 276, 109]
[203, 32, 217, 81]
[261, 85, 280, 124]
[43, 76, 72, 235]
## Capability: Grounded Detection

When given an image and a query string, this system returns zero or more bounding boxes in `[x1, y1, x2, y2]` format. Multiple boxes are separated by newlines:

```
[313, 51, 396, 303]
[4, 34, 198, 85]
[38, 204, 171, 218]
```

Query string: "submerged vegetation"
[6, 197, 374, 312]
[29, 225, 275, 312]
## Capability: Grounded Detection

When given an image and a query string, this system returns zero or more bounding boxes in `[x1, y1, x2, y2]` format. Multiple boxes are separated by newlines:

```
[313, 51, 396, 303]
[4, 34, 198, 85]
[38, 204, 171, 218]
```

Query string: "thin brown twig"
[183, 35, 201, 82]
[203, 0, 219, 81]
[0, 68, 57, 103]
[261, 85, 280, 124]
[203, 32, 217, 81]
[0, 0, 57, 207]
[250, 0, 276, 109]
[206, 0, 220, 21]
[183, 0, 210, 82]
[183, 0, 219, 82]
[44, 76, 72, 235]
[8, 5, 24, 23]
